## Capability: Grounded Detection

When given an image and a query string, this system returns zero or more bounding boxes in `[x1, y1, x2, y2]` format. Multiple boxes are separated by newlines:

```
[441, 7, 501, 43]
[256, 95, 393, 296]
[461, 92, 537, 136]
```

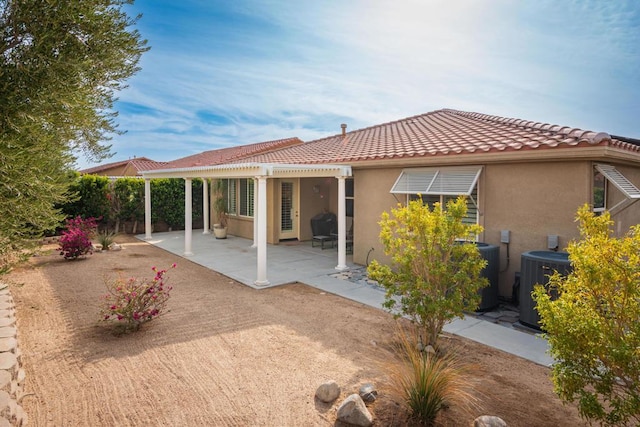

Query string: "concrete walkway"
[138, 231, 554, 367]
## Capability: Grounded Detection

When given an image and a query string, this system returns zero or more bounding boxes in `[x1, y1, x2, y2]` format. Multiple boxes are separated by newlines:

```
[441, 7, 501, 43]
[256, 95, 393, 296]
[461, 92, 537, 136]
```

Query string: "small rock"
[109, 243, 122, 251]
[336, 394, 373, 427]
[0, 353, 17, 371]
[474, 415, 508, 427]
[315, 380, 340, 403]
[358, 383, 377, 403]
[0, 338, 17, 353]
[0, 327, 16, 339]
[416, 342, 436, 354]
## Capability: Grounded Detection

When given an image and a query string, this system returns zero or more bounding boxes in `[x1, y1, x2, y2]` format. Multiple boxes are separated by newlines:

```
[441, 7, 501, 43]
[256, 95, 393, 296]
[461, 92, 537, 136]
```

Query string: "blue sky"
[79, 0, 640, 169]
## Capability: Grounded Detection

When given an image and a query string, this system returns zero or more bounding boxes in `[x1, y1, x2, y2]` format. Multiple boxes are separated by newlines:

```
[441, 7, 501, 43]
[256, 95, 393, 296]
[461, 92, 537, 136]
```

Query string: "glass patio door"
[280, 180, 298, 240]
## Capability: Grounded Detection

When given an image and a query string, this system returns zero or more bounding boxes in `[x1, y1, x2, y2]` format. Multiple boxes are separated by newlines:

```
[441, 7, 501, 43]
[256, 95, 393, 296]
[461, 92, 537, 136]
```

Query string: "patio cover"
[141, 163, 353, 286]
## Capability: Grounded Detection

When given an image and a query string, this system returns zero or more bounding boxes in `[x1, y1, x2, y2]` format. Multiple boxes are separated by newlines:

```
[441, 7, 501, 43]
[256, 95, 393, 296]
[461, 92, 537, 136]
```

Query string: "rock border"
[0, 282, 27, 426]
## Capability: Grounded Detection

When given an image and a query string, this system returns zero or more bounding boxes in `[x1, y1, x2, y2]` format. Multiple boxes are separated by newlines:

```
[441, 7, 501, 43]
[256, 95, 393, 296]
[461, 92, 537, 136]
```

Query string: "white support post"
[254, 176, 269, 286]
[335, 176, 348, 271]
[202, 178, 210, 234]
[251, 177, 258, 248]
[144, 178, 152, 240]
[184, 178, 193, 256]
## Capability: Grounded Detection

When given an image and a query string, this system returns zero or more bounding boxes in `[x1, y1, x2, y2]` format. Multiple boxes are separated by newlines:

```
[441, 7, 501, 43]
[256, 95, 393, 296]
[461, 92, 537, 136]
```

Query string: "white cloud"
[83, 0, 640, 169]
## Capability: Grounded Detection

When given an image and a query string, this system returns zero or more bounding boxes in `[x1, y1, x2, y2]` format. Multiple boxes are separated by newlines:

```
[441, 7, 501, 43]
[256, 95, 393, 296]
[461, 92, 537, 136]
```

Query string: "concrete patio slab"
[138, 230, 554, 366]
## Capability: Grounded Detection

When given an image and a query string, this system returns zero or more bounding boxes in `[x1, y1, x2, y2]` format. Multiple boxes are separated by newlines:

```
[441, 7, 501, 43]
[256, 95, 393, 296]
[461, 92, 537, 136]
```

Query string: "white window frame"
[224, 178, 254, 218]
[226, 179, 237, 215]
[239, 178, 254, 217]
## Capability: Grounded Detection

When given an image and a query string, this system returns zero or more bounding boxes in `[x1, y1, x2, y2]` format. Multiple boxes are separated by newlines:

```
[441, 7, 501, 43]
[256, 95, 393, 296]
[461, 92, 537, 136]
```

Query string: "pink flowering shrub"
[59, 216, 98, 260]
[101, 264, 176, 332]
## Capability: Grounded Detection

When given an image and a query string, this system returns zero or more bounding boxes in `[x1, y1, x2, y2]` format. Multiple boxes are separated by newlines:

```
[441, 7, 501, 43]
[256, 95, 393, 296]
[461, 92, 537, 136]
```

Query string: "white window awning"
[391, 166, 483, 195]
[595, 164, 640, 199]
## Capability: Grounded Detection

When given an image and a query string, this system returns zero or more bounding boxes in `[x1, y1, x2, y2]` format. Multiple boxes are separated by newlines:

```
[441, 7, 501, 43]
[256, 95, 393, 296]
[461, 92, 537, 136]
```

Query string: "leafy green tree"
[368, 196, 488, 348]
[0, 0, 148, 269]
[533, 205, 640, 426]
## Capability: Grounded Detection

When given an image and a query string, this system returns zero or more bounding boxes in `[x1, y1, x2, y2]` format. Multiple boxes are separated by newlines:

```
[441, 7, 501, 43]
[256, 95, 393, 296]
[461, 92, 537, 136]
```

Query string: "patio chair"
[311, 212, 337, 249]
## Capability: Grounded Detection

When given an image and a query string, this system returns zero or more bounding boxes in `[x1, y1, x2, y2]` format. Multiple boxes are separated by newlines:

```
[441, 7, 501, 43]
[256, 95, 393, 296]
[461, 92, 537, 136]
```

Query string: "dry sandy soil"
[4, 235, 586, 426]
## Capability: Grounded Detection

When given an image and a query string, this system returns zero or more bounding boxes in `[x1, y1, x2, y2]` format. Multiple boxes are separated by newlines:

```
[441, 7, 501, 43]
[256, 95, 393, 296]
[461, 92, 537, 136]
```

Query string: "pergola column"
[184, 178, 193, 256]
[202, 178, 210, 234]
[144, 178, 152, 240]
[251, 177, 258, 248]
[335, 176, 348, 271]
[254, 176, 269, 286]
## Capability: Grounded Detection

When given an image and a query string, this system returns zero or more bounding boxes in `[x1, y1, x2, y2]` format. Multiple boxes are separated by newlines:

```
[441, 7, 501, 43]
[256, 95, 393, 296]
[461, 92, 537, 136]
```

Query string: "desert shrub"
[58, 216, 98, 260]
[368, 196, 488, 347]
[97, 230, 116, 249]
[101, 264, 176, 332]
[533, 205, 640, 426]
[385, 324, 479, 425]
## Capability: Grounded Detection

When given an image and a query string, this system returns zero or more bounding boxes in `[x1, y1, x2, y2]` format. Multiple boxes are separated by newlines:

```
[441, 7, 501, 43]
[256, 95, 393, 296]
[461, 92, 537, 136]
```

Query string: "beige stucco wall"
[481, 161, 590, 296]
[352, 161, 601, 298]
[210, 160, 639, 295]
[298, 178, 335, 241]
[352, 167, 406, 267]
[87, 164, 129, 176]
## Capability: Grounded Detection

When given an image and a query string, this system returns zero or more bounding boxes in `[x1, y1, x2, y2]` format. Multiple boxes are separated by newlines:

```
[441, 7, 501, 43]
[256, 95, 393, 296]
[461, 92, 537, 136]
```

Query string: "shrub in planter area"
[368, 196, 487, 348]
[384, 323, 479, 425]
[96, 230, 117, 250]
[101, 264, 176, 333]
[58, 216, 98, 260]
[533, 205, 640, 426]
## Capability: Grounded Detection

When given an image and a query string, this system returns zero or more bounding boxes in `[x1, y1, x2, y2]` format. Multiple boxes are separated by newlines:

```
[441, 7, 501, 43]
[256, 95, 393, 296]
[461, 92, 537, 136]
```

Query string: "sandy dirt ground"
[4, 235, 586, 426]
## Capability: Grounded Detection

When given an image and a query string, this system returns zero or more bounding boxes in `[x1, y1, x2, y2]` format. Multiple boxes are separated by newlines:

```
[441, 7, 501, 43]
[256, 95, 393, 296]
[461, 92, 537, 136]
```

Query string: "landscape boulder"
[474, 415, 508, 427]
[315, 380, 340, 403]
[336, 394, 373, 427]
[358, 383, 377, 403]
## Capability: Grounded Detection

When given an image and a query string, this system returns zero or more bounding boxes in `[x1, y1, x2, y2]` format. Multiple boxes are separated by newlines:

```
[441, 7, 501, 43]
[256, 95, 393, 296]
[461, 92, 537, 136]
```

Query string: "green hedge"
[61, 175, 204, 232]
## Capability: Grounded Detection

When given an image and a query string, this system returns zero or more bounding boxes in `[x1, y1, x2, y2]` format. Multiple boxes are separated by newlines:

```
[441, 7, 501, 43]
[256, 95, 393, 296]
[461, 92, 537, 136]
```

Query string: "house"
[79, 156, 167, 176]
[141, 109, 640, 294]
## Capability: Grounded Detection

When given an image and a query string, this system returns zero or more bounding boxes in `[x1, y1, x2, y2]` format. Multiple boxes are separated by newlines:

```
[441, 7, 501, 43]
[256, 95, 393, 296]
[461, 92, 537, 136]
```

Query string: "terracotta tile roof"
[79, 157, 167, 175]
[163, 137, 303, 169]
[129, 158, 169, 172]
[230, 109, 640, 165]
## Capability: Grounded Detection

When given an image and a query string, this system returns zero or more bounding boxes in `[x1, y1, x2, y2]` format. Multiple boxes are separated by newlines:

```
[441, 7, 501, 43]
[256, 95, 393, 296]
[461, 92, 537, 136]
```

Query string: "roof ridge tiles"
[445, 109, 614, 145]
